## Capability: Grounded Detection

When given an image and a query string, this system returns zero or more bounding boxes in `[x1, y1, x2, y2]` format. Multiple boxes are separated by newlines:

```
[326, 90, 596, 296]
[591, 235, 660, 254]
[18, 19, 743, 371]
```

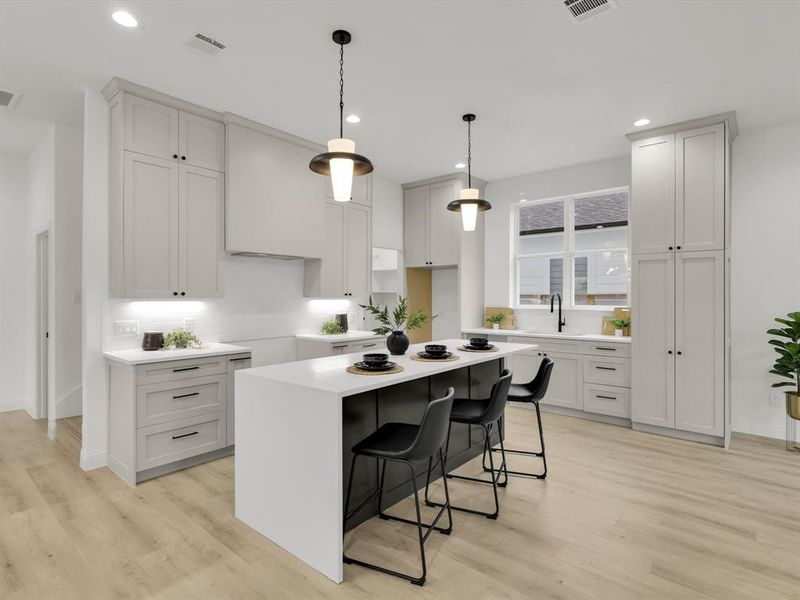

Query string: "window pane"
[518, 256, 563, 305]
[574, 250, 628, 306]
[518, 201, 565, 254]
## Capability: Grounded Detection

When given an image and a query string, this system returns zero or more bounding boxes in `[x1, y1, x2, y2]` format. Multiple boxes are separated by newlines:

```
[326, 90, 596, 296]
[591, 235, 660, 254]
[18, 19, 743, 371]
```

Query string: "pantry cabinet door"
[345, 203, 371, 297]
[179, 111, 225, 172]
[179, 165, 224, 297]
[428, 180, 460, 266]
[404, 185, 430, 267]
[631, 135, 675, 254]
[123, 152, 180, 298]
[321, 200, 346, 297]
[123, 94, 179, 161]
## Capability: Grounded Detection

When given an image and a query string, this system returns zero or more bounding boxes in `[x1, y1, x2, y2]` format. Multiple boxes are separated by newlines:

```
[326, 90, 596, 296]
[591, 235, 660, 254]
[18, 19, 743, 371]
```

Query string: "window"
[514, 188, 629, 308]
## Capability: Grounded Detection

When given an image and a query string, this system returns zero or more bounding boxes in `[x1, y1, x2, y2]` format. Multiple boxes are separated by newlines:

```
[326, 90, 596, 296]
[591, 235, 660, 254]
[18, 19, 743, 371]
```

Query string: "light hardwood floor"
[1, 407, 798, 599]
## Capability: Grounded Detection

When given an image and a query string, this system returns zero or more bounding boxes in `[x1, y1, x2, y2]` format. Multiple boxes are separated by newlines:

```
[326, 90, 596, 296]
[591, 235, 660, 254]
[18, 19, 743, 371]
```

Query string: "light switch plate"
[183, 319, 195, 332]
[114, 320, 139, 337]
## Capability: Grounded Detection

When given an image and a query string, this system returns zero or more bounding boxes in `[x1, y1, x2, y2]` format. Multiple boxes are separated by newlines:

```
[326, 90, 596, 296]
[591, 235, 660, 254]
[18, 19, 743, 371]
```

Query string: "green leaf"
[771, 382, 796, 388]
[767, 328, 792, 338]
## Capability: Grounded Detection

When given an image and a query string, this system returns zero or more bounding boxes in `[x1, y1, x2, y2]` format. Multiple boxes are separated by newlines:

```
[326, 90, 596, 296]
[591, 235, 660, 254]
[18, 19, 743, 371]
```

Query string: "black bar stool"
[425, 369, 512, 519]
[484, 357, 553, 481]
[342, 388, 455, 586]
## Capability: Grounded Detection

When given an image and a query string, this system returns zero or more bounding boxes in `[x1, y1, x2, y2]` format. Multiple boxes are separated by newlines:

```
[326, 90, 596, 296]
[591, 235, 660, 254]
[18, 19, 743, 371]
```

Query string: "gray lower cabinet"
[295, 336, 386, 360]
[108, 352, 251, 485]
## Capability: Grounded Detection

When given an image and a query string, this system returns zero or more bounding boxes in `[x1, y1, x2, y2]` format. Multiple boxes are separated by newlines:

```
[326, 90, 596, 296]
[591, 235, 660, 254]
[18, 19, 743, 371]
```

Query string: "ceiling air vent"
[564, 0, 617, 22]
[184, 33, 228, 57]
[0, 89, 20, 108]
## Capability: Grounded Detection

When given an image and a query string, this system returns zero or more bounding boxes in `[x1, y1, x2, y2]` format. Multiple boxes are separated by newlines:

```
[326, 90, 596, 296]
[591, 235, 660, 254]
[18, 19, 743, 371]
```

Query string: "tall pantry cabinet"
[104, 80, 225, 299]
[628, 114, 735, 446]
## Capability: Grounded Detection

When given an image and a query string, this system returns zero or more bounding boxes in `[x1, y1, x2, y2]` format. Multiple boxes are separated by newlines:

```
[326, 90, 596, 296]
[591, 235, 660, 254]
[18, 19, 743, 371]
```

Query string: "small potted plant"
[360, 296, 435, 355]
[767, 312, 800, 422]
[162, 328, 203, 350]
[486, 313, 505, 330]
[320, 319, 345, 335]
[611, 319, 630, 337]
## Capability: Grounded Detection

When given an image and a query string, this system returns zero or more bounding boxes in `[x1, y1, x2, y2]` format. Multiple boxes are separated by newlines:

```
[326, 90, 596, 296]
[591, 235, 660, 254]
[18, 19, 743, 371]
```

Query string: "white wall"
[730, 120, 800, 439]
[0, 153, 31, 412]
[53, 125, 83, 419]
[432, 268, 459, 339]
[483, 156, 630, 333]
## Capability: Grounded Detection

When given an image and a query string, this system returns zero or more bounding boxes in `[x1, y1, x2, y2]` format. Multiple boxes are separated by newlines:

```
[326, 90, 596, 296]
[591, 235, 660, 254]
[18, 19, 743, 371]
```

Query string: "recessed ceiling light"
[633, 118, 650, 127]
[345, 114, 360, 124]
[112, 10, 138, 28]
[454, 162, 466, 169]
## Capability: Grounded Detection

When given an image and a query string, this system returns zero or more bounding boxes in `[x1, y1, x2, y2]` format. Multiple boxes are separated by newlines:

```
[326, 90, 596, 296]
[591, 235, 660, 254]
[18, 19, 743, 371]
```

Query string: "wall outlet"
[183, 319, 195, 332]
[770, 388, 784, 408]
[114, 320, 139, 337]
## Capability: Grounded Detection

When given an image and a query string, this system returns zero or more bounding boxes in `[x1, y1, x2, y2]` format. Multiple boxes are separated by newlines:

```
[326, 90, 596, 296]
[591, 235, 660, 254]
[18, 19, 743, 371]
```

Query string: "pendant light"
[447, 114, 491, 231]
[309, 29, 373, 201]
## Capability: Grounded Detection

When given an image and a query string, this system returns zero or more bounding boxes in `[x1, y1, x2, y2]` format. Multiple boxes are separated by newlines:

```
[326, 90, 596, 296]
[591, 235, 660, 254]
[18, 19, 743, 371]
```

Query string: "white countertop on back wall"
[462, 327, 631, 344]
[103, 343, 251, 365]
[295, 330, 384, 343]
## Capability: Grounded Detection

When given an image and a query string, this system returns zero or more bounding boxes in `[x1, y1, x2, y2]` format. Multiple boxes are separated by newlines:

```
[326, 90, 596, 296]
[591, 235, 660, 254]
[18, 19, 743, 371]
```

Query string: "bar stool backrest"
[408, 388, 455, 461]
[525, 357, 554, 401]
[479, 369, 513, 425]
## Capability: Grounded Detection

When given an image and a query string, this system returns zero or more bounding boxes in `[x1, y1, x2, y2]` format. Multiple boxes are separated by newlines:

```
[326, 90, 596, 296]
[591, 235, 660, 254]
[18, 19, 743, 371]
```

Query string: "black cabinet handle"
[595, 347, 617, 351]
[668, 350, 673, 355]
[173, 365, 200, 373]
[677, 351, 682, 355]
[361, 343, 377, 348]
[229, 357, 250, 362]
[181, 156, 186, 160]
[543, 353, 548, 357]
[668, 246, 674, 250]
[173, 154, 178, 159]
[596, 395, 617, 400]
[180, 292, 186, 296]
[173, 392, 200, 399]
[596, 366, 617, 371]
[676, 245, 682, 250]
[172, 431, 199, 440]
[173, 292, 178, 296]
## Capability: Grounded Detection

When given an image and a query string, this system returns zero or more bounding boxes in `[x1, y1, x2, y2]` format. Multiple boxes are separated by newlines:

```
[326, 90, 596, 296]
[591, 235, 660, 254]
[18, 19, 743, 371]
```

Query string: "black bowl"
[470, 337, 489, 347]
[363, 353, 389, 365]
[424, 344, 447, 355]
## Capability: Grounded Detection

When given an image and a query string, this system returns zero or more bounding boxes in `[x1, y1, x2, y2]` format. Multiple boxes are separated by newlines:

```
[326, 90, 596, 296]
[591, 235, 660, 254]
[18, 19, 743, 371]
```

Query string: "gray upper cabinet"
[630, 135, 675, 255]
[108, 85, 224, 298]
[403, 179, 460, 268]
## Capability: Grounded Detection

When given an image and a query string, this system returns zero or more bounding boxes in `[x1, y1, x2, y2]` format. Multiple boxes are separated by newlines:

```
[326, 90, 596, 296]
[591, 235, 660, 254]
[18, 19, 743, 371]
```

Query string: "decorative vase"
[386, 331, 409, 356]
[493, 323, 500, 330]
[615, 329, 623, 337]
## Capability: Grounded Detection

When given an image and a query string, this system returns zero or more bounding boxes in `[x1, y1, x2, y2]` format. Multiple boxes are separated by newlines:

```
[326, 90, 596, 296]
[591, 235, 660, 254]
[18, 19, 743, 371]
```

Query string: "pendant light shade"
[309, 30, 373, 201]
[447, 113, 491, 230]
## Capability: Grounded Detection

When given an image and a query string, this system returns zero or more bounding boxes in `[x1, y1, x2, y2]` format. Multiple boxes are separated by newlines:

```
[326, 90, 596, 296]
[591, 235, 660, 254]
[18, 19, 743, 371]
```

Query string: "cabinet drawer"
[136, 374, 226, 428]
[583, 356, 631, 387]
[515, 336, 581, 355]
[583, 384, 631, 418]
[580, 341, 631, 358]
[136, 356, 228, 385]
[137, 412, 226, 471]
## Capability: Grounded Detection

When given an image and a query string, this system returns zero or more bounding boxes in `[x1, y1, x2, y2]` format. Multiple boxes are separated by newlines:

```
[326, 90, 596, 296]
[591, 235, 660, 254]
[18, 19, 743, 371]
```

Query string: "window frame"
[512, 186, 630, 311]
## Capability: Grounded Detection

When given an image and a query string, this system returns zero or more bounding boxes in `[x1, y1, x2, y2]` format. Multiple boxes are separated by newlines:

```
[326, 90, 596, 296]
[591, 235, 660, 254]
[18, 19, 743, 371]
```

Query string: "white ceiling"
[1, 1, 798, 181]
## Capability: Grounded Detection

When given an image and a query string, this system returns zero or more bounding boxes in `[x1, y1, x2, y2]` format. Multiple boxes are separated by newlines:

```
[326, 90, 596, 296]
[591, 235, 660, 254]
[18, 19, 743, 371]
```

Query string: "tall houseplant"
[360, 296, 435, 355]
[767, 312, 800, 420]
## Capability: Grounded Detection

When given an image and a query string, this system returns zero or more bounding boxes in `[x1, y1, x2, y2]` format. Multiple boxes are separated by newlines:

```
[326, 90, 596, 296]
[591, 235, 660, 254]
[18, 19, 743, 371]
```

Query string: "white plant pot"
[493, 324, 500, 330]
[615, 329, 623, 337]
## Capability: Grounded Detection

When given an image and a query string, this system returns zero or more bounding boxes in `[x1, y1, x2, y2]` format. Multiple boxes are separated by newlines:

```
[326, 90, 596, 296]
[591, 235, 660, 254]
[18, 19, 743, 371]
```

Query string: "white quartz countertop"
[462, 327, 631, 344]
[238, 338, 535, 397]
[103, 343, 251, 365]
[295, 330, 384, 343]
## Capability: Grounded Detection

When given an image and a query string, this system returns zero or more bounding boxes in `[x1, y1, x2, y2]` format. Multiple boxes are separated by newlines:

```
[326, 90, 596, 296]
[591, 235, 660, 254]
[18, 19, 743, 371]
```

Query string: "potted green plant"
[767, 312, 800, 420]
[360, 296, 435, 355]
[320, 319, 345, 335]
[162, 328, 203, 350]
[486, 313, 505, 330]
[611, 318, 630, 337]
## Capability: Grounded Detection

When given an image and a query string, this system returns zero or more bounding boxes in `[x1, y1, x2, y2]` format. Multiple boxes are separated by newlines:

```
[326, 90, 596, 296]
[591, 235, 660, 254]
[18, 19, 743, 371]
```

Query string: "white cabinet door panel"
[540, 351, 583, 411]
[345, 203, 371, 297]
[179, 165, 223, 297]
[676, 124, 725, 252]
[675, 251, 724, 436]
[179, 111, 225, 172]
[321, 201, 345, 297]
[507, 351, 543, 385]
[350, 174, 371, 206]
[631, 253, 675, 427]
[227, 356, 251, 446]
[123, 152, 179, 298]
[403, 186, 429, 267]
[124, 94, 179, 161]
[429, 180, 460, 266]
[631, 135, 675, 254]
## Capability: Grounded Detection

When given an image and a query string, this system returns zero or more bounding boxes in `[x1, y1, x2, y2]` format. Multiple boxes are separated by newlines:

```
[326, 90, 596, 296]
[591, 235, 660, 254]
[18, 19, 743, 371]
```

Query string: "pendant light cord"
[467, 119, 472, 188]
[339, 42, 345, 139]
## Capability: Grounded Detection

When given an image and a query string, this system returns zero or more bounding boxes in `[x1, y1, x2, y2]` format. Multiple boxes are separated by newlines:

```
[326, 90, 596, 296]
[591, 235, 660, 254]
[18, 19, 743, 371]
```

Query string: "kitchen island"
[234, 338, 535, 583]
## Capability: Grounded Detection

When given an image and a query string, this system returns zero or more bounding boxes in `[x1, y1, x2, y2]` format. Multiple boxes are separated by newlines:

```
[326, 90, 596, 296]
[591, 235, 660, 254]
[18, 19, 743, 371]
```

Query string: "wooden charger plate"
[346, 364, 404, 376]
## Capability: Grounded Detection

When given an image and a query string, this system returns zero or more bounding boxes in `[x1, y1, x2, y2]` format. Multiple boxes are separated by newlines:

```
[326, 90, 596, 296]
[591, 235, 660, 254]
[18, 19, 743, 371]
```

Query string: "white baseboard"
[731, 418, 784, 441]
[0, 402, 25, 413]
[80, 448, 107, 471]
